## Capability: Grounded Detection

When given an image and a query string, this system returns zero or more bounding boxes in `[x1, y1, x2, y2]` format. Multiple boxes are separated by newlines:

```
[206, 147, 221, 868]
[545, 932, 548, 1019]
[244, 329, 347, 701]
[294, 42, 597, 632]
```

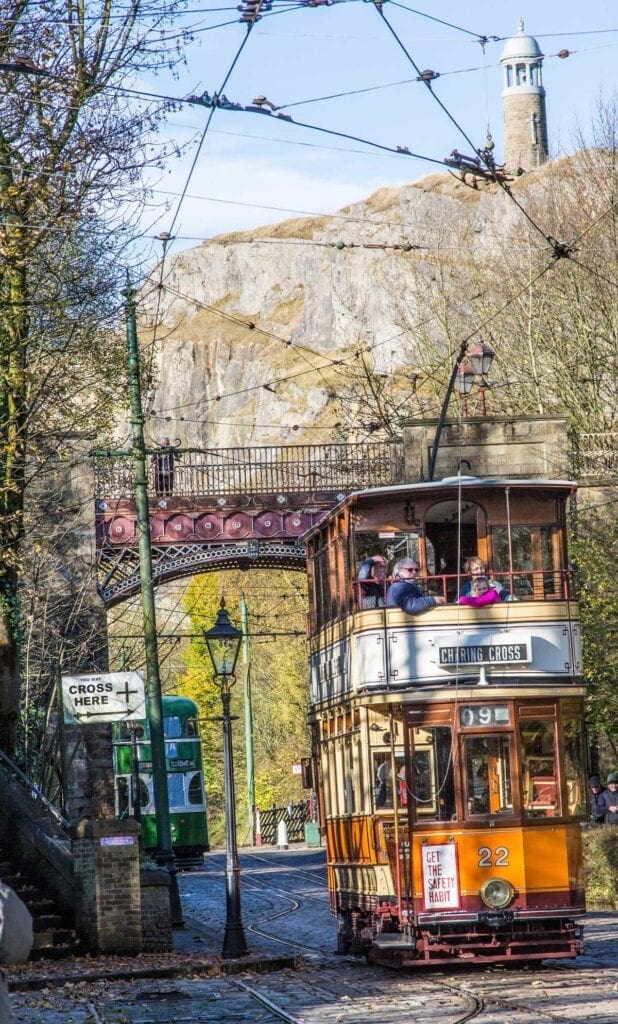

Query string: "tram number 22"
[478, 846, 509, 867]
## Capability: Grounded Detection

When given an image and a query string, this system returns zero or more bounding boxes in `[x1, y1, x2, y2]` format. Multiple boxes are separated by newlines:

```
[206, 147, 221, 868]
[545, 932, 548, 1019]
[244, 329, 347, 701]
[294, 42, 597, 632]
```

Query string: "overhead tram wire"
[181, 93, 452, 170]
[386, 2, 494, 42]
[145, 2, 265, 375]
[157, 281, 339, 389]
[370, 2, 584, 260]
[370, 1, 482, 157]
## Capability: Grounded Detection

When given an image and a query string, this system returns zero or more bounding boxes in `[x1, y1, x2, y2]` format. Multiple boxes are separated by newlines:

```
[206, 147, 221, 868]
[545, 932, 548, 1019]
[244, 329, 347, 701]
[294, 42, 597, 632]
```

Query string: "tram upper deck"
[304, 477, 581, 705]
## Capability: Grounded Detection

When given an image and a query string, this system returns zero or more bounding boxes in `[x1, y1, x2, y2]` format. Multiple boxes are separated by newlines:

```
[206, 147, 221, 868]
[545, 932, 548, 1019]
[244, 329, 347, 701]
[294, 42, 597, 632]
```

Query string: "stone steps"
[0, 851, 81, 960]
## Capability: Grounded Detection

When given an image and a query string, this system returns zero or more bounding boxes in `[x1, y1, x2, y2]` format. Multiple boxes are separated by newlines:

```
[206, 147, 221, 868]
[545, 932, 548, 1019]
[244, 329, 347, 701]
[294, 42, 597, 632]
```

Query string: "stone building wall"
[402, 415, 569, 482]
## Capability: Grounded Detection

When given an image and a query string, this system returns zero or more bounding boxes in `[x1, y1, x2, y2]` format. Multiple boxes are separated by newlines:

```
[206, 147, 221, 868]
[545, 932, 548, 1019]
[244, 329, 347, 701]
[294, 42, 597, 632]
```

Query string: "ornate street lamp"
[203, 598, 248, 959]
[453, 362, 476, 416]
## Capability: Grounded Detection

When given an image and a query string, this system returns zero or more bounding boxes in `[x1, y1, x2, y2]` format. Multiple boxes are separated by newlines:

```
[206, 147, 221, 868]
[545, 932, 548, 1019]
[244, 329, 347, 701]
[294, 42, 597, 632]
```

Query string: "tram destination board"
[438, 642, 529, 666]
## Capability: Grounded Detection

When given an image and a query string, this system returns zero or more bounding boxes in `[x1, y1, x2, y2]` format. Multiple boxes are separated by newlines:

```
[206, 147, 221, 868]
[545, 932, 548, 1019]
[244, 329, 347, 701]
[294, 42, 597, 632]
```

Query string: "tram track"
[174, 857, 617, 1024]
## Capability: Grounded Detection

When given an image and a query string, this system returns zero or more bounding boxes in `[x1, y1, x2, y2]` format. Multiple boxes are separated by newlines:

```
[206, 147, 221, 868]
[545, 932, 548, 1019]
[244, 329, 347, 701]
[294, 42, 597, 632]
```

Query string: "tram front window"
[464, 736, 512, 815]
[164, 716, 182, 739]
[188, 772, 204, 806]
[520, 719, 559, 817]
[410, 726, 456, 822]
[167, 772, 187, 809]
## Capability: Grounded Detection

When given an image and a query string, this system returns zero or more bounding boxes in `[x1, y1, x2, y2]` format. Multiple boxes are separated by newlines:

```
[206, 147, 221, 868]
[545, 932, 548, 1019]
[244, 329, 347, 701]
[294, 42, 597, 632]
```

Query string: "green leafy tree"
[570, 503, 618, 761]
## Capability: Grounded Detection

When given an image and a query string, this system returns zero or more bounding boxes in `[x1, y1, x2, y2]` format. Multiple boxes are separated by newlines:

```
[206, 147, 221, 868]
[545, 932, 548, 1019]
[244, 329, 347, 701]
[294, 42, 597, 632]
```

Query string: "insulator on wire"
[237, 0, 271, 22]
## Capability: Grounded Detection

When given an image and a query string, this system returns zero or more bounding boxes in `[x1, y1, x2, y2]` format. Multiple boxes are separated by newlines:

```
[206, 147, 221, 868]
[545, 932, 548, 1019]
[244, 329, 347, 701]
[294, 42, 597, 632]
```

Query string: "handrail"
[93, 441, 405, 500]
[353, 569, 576, 611]
[0, 749, 69, 832]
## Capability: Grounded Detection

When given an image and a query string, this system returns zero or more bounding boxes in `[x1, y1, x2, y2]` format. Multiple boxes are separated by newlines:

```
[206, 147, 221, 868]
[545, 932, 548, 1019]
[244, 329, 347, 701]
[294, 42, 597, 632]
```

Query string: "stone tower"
[501, 18, 548, 171]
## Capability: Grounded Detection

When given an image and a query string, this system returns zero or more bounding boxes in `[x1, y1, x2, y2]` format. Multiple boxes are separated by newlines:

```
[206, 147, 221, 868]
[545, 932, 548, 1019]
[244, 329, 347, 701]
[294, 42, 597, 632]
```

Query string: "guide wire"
[372, 2, 480, 157]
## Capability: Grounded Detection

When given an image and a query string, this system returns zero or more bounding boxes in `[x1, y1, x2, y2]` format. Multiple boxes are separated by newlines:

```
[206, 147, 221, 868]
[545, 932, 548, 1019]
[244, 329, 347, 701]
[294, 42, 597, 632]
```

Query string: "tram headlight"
[480, 878, 514, 910]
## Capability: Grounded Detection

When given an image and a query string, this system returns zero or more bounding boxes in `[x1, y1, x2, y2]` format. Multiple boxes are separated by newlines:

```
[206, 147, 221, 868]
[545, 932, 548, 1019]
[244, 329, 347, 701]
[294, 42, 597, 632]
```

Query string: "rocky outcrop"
[135, 159, 580, 449]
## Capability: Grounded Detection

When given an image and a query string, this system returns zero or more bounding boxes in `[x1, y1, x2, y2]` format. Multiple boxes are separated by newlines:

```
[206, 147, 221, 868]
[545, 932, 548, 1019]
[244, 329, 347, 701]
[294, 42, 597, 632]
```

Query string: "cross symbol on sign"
[116, 678, 140, 705]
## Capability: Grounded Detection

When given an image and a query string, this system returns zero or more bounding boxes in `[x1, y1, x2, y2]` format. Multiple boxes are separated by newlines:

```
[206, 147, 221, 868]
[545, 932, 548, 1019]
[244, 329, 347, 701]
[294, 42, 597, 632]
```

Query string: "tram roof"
[348, 476, 576, 501]
[303, 477, 576, 539]
[161, 694, 199, 716]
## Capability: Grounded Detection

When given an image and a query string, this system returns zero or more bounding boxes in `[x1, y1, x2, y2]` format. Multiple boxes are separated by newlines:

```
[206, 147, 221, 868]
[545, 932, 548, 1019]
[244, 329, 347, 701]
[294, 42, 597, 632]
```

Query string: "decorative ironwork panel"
[98, 539, 307, 606]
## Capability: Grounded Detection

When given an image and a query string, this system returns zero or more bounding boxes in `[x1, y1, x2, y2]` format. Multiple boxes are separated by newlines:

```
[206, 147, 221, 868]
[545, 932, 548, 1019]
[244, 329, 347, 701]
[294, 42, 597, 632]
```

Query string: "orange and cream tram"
[304, 476, 586, 965]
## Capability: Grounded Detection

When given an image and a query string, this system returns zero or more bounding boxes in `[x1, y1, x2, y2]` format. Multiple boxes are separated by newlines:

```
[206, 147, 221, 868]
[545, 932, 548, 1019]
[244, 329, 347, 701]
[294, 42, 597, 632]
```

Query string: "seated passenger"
[357, 554, 389, 609]
[458, 576, 502, 607]
[386, 558, 446, 614]
[460, 556, 505, 600]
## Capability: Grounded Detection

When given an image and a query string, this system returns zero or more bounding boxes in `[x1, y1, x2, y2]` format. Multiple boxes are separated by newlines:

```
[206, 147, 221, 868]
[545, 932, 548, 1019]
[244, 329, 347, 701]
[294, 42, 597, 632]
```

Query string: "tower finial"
[517, 16, 524, 33]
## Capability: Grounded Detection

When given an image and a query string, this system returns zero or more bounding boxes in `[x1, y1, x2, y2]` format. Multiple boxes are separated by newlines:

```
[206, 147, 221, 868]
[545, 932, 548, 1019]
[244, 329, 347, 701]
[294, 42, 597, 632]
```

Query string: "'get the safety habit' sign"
[61, 671, 146, 725]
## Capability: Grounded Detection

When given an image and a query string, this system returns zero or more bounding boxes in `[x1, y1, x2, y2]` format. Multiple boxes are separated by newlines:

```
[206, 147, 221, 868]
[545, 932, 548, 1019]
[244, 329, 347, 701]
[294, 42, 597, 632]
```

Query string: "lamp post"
[428, 340, 495, 480]
[453, 343, 495, 416]
[203, 599, 248, 959]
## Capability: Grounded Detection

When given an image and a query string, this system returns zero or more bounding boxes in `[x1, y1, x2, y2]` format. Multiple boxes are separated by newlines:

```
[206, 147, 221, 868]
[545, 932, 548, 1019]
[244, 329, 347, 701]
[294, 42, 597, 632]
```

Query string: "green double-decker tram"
[112, 695, 209, 867]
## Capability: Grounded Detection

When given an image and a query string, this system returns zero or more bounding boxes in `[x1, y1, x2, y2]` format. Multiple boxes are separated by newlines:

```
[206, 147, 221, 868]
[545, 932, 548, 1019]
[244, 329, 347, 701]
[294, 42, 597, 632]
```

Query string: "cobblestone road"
[10, 848, 618, 1024]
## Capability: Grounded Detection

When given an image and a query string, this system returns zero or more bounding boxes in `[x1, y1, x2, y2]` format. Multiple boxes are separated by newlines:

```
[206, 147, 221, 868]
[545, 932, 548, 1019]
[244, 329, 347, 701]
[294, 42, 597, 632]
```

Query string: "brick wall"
[72, 818, 142, 953]
[140, 867, 172, 952]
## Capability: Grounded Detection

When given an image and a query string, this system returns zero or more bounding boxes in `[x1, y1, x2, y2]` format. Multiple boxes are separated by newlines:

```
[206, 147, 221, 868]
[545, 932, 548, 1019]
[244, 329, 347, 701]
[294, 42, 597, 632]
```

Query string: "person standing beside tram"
[596, 773, 618, 824]
[588, 776, 607, 824]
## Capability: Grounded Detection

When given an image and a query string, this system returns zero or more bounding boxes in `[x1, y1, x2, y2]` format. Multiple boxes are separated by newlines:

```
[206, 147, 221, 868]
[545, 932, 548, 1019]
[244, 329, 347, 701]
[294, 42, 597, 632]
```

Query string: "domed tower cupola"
[500, 18, 548, 171]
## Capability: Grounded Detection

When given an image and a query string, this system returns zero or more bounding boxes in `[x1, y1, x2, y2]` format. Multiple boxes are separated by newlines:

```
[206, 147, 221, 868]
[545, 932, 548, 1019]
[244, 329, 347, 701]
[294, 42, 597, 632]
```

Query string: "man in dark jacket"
[596, 773, 618, 824]
[588, 776, 606, 823]
[386, 558, 446, 615]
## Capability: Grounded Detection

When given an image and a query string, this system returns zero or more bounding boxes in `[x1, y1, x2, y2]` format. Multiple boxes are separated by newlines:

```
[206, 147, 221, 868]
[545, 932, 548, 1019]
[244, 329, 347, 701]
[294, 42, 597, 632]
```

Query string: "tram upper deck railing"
[94, 441, 405, 500]
[353, 569, 576, 610]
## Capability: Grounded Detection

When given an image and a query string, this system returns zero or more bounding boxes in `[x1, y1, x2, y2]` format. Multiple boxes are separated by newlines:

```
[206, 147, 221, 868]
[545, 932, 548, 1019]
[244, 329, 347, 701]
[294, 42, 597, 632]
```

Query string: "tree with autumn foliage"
[175, 570, 309, 845]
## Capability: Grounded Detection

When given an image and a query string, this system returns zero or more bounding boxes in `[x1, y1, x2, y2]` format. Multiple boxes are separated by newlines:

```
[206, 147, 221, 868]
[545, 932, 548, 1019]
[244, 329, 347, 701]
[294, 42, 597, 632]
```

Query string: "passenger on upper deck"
[460, 556, 505, 600]
[386, 558, 446, 614]
[458, 576, 502, 607]
[357, 554, 389, 609]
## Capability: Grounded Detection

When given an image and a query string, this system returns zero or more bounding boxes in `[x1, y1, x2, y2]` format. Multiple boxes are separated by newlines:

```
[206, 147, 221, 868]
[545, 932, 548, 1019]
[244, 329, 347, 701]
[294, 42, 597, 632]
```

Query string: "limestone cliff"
[136, 156, 589, 448]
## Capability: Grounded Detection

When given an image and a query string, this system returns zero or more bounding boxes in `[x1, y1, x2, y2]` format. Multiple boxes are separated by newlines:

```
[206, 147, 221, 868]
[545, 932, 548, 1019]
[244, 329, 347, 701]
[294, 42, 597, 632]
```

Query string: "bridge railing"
[94, 441, 405, 500]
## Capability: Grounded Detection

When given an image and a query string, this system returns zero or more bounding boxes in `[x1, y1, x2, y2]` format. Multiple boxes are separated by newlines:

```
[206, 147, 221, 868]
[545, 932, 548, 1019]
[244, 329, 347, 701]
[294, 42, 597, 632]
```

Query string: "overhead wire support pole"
[124, 278, 183, 927]
[427, 339, 468, 482]
[240, 593, 256, 845]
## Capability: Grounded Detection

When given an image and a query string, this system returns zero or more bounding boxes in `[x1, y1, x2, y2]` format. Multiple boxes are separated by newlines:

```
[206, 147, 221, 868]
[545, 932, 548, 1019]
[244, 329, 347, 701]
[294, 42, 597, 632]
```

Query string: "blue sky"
[138, 1, 617, 255]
